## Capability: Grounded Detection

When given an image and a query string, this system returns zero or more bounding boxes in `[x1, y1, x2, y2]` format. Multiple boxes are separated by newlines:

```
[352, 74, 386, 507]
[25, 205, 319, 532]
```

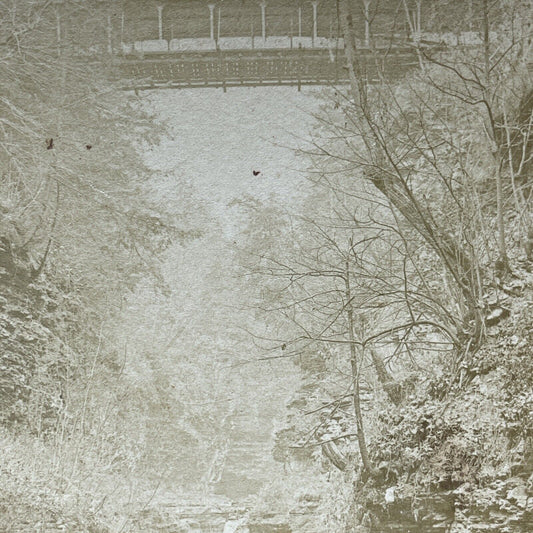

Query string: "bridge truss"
[115, 46, 420, 92]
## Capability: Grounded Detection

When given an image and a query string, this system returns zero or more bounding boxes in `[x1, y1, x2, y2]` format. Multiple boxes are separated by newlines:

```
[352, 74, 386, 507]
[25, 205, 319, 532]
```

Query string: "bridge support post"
[157, 5, 164, 40]
[312, 1, 318, 45]
[55, 8, 61, 57]
[107, 14, 113, 54]
[260, 1, 267, 42]
[251, 20, 255, 49]
[208, 4, 215, 41]
[297, 46, 302, 91]
[120, 10, 125, 48]
[363, 0, 371, 46]
[290, 17, 293, 49]
[217, 6, 221, 43]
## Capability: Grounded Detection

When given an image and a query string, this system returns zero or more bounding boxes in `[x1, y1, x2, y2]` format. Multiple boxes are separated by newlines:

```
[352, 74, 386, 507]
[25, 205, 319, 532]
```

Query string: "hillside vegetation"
[243, 1, 533, 531]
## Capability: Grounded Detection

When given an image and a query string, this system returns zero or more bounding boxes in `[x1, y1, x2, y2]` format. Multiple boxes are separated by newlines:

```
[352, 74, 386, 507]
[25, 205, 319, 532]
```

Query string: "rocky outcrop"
[354, 475, 533, 533]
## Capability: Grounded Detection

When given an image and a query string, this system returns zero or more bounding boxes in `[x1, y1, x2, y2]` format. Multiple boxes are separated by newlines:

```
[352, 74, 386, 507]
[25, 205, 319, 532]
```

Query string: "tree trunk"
[322, 441, 348, 471]
[338, 0, 363, 105]
[368, 168, 484, 341]
[369, 346, 401, 405]
[345, 259, 375, 475]
[338, 0, 483, 345]
[482, 0, 509, 273]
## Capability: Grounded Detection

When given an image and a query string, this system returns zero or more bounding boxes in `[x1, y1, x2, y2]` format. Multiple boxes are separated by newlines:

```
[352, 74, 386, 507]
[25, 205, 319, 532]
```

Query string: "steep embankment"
[352, 273, 533, 532]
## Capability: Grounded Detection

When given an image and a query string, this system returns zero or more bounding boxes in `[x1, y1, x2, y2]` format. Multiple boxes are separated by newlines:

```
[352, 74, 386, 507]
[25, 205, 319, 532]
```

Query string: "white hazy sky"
[140, 86, 322, 231]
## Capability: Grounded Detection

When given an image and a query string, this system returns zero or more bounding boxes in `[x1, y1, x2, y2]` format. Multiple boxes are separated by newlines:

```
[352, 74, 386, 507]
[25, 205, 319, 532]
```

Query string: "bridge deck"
[116, 47, 420, 91]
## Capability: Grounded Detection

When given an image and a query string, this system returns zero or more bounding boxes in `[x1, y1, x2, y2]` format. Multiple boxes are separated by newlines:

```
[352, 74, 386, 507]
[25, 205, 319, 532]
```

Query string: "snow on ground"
[127, 36, 344, 53]
[140, 86, 322, 234]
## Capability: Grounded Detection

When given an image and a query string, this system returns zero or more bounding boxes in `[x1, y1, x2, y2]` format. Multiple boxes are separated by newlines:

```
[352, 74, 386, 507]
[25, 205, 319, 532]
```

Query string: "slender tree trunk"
[369, 346, 401, 405]
[338, 0, 362, 105]
[338, 0, 476, 312]
[344, 259, 374, 474]
[495, 161, 508, 272]
[482, 0, 508, 273]
[338, 0, 485, 347]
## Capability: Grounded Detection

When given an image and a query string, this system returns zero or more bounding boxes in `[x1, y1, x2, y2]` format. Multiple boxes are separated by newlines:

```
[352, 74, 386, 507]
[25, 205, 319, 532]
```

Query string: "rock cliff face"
[339, 284, 533, 533]
[367, 490, 454, 532]
[352, 421, 533, 531]
[358, 479, 533, 532]
[216, 427, 274, 499]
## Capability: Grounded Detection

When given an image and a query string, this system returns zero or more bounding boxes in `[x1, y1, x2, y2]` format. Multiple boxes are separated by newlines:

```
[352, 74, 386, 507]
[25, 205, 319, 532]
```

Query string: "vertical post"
[208, 4, 215, 40]
[260, 1, 267, 42]
[416, 0, 421, 37]
[364, 0, 371, 47]
[407, 0, 422, 44]
[312, 1, 318, 44]
[251, 20, 254, 49]
[298, 6, 302, 37]
[107, 14, 112, 54]
[297, 36, 302, 90]
[217, 6, 221, 42]
[219, 6, 226, 93]
[290, 17, 293, 49]
[157, 5, 163, 40]
[55, 8, 61, 57]
[121, 11, 125, 46]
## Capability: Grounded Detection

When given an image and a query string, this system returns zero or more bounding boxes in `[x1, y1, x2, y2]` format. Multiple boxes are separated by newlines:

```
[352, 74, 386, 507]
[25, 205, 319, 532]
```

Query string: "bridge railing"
[123, 36, 346, 55]
[116, 47, 420, 91]
[118, 30, 494, 58]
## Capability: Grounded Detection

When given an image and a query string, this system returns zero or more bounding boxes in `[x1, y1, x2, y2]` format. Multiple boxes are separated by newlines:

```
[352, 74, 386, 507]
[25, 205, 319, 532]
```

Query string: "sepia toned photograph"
[1, 0, 532, 531]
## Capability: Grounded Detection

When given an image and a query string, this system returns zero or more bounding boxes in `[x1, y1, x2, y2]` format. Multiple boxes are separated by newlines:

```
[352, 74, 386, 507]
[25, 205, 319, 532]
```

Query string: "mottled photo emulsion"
[1, 1, 532, 531]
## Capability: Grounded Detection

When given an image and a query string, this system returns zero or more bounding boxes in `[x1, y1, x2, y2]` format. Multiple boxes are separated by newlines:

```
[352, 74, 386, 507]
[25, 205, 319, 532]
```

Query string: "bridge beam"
[117, 46, 421, 92]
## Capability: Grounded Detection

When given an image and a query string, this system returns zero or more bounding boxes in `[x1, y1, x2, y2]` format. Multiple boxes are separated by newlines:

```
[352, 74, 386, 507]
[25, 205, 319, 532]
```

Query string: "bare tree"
[333, 0, 532, 351]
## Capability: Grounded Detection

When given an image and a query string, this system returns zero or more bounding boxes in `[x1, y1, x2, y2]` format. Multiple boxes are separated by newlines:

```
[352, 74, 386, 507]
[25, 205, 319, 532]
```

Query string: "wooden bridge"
[115, 46, 421, 91]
